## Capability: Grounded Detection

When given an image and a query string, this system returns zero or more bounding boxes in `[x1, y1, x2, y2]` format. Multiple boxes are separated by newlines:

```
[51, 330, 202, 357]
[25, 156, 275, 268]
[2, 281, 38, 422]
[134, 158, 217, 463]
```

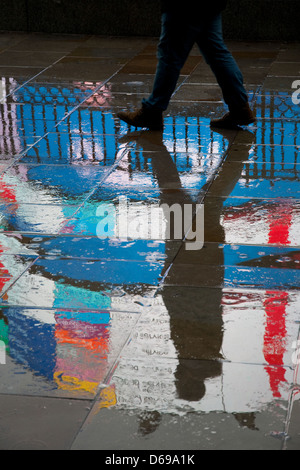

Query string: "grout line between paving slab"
[0, 255, 40, 299]
[0, 55, 68, 104]
[56, 145, 132, 234]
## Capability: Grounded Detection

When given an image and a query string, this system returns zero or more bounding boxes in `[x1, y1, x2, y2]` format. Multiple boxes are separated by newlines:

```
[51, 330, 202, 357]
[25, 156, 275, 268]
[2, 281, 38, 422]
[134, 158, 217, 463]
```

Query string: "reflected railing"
[0, 79, 299, 178]
[0, 78, 228, 169]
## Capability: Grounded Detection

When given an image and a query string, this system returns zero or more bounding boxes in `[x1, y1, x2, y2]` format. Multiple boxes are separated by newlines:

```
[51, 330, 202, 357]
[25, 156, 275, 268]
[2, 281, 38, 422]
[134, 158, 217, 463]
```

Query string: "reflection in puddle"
[0, 77, 299, 430]
[108, 287, 300, 417]
[222, 199, 300, 246]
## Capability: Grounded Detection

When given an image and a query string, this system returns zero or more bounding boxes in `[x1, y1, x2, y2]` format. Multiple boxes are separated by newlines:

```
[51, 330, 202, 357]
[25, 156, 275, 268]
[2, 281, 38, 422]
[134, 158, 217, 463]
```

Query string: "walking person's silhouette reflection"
[120, 126, 255, 434]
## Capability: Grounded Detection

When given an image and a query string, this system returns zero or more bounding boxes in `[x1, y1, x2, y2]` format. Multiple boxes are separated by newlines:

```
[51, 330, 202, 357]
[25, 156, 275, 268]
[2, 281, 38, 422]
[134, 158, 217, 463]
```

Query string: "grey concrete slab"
[71, 388, 287, 450]
[0, 394, 91, 450]
[0, 51, 65, 68]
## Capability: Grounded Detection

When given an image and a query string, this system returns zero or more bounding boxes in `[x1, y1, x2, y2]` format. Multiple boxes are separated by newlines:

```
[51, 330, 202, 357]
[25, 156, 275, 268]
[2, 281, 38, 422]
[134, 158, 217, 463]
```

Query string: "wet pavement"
[0, 31, 299, 451]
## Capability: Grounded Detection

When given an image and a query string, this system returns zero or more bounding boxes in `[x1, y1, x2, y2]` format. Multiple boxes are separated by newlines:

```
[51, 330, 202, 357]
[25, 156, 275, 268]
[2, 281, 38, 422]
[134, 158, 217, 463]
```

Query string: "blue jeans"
[143, 12, 248, 112]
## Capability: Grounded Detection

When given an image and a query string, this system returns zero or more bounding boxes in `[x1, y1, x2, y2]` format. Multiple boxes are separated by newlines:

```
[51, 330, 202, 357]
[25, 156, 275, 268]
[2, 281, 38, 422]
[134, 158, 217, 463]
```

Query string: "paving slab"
[0, 394, 91, 450]
[71, 403, 286, 451]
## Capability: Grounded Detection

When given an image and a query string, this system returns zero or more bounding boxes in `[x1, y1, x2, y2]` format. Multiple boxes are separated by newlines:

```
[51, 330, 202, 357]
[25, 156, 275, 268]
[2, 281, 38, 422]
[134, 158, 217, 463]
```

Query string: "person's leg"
[117, 12, 197, 129]
[196, 14, 255, 127]
[197, 14, 248, 110]
[143, 12, 196, 111]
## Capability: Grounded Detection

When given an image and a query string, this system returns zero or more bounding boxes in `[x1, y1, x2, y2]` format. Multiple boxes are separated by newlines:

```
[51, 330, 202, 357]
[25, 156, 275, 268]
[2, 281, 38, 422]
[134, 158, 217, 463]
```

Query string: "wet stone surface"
[0, 33, 299, 450]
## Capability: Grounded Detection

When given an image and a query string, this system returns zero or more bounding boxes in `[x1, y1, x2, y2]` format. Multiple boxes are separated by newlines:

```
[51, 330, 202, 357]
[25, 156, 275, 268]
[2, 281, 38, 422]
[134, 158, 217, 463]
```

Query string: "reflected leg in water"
[164, 130, 259, 428]
[117, 129, 259, 430]
[119, 130, 196, 245]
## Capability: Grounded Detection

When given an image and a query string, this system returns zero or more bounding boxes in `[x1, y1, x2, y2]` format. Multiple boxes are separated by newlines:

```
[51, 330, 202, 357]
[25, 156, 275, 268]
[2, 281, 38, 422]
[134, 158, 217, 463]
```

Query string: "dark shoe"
[117, 105, 163, 131]
[210, 103, 256, 129]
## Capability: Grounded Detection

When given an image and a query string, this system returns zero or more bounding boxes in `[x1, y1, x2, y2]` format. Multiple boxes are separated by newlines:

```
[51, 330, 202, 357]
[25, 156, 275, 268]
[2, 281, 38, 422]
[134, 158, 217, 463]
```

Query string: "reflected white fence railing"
[0, 79, 299, 183]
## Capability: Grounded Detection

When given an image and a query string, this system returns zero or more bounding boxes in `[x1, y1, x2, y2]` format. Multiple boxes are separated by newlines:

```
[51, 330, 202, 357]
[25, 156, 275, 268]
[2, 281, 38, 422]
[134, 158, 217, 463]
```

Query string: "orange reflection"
[54, 316, 110, 395]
